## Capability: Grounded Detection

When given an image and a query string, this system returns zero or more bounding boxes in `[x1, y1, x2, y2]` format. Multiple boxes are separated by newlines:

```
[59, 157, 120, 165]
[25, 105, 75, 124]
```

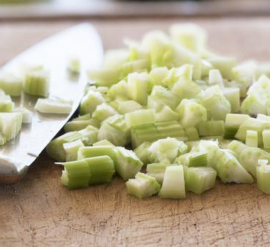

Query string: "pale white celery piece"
[35, 98, 72, 114]
[146, 163, 177, 184]
[125, 109, 155, 128]
[79, 90, 105, 115]
[222, 87, 240, 113]
[14, 107, 32, 124]
[134, 142, 151, 165]
[245, 130, 258, 147]
[92, 103, 118, 122]
[0, 72, 22, 96]
[118, 100, 143, 114]
[63, 139, 84, 161]
[209, 69, 223, 86]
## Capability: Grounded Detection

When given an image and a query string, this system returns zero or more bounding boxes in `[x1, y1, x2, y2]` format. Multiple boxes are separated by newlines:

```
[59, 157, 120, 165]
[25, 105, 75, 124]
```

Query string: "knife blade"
[0, 23, 103, 185]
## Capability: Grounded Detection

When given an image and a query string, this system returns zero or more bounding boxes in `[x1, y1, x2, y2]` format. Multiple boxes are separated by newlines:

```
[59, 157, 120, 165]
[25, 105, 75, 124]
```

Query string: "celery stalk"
[176, 151, 208, 167]
[146, 163, 177, 184]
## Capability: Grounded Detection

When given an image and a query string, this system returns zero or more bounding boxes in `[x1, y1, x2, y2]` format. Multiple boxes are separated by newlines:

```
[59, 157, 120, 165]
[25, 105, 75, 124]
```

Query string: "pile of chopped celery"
[47, 23, 270, 198]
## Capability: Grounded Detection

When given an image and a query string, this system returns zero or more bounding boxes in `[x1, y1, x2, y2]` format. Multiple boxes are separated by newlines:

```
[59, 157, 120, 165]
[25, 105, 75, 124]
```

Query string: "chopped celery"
[0, 112, 22, 141]
[146, 163, 177, 184]
[35, 98, 72, 114]
[61, 170, 90, 190]
[186, 167, 217, 194]
[227, 140, 247, 156]
[216, 150, 253, 183]
[107, 80, 128, 99]
[13, 107, 32, 124]
[239, 147, 270, 177]
[209, 69, 223, 86]
[63, 139, 84, 161]
[176, 151, 208, 167]
[256, 159, 270, 194]
[0, 95, 14, 112]
[155, 105, 179, 122]
[73, 114, 91, 121]
[224, 114, 250, 139]
[115, 147, 143, 180]
[198, 121, 224, 136]
[176, 99, 207, 128]
[93, 139, 115, 147]
[257, 114, 270, 122]
[126, 172, 161, 199]
[0, 72, 22, 96]
[185, 127, 199, 141]
[79, 90, 105, 115]
[118, 100, 143, 114]
[0, 133, 6, 145]
[92, 103, 118, 122]
[241, 94, 267, 116]
[87, 68, 120, 87]
[148, 137, 187, 164]
[158, 165, 186, 199]
[125, 109, 155, 128]
[134, 142, 151, 165]
[262, 129, 270, 149]
[64, 118, 100, 132]
[24, 69, 50, 97]
[222, 87, 240, 113]
[245, 130, 258, 147]
[149, 67, 169, 86]
[67, 57, 80, 74]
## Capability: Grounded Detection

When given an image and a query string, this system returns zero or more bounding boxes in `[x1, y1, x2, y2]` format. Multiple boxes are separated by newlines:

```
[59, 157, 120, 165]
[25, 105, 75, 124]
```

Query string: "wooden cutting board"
[1, 18, 270, 247]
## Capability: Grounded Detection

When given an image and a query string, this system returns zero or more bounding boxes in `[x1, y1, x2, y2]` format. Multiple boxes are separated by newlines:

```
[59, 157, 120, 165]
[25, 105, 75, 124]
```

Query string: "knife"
[0, 23, 103, 185]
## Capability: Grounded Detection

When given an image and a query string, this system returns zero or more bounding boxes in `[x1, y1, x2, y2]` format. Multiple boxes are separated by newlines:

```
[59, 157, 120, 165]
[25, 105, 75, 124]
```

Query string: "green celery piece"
[262, 129, 270, 149]
[0, 112, 22, 141]
[185, 140, 200, 152]
[232, 60, 256, 85]
[224, 114, 250, 139]
[208, 69, 223, 86]
[185, 127, 199, 141]
[0, 95, 14, 112]
[256, 160, 270, 194]
[198, 120, 224, 136]
[148, 137, 188, 164]
[63, 139, 84, 161]
[134, 142, 151, 165]
[158, 165, 186, 199]
[146, 163, 177, 184]
[0, 72, 22, 96]
[155, 105, 179, 122]
[109, 96, 130, 111]
[63, 159, 91, 179]
[118, 100, 143, 114]
[218, 139, 233, 149]
[120, 59, 150, 78]
[149, 67, 169, 87]
[77, 146, 117, 164]
[127, 72, 149, 105]
[24, 69, 50, 97]
[61, 171, 90, 190]
[241, 94, 267, 116]
[87, 68, 120, 87]
[93, 139, 115, 147]
[77, 126, 99, 146]
[79, 90, 105, 115]
[92, 103, 118, 123]
[206, 56, 237, 80]
[246, 130, 258, 147]
[216, 150, 254, 183]
[176, 99, 207, 128]
[186, 167, 217, 194]
[126, 172, 161, 199]
[125, 109, 156, 128]
[227, 140, 247, 156]
[222, 87, 240, 113]
[176, 151, 208, 167]
[239, 147, 270, 177]
[107, 80, 128, 99]
[72, 114, 91, 121]
[115, 147, 143, 180]
[64, 119, 100, 132]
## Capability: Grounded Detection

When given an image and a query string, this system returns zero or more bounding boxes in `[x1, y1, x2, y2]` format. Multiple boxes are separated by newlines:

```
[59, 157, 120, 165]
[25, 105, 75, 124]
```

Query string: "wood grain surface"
[1, 18, 270, 247]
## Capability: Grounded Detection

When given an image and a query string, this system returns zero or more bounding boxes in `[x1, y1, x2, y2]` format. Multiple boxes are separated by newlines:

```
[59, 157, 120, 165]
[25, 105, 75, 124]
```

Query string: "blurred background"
[1, 0, 270, 20]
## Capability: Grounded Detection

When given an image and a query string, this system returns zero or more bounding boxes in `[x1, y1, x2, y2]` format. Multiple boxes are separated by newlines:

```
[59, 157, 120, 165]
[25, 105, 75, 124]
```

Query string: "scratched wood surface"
[1, 18, 270, 247]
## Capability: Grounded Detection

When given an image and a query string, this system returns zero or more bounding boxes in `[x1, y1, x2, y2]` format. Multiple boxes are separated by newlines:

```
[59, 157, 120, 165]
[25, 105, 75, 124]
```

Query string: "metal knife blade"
[0, 23, 103, 185]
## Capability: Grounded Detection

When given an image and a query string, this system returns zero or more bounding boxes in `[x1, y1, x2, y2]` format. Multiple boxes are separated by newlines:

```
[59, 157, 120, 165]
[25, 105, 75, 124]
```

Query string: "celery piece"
[158, 165, 186, 199]
[185, 127, 199, 141]
[77, 146, 117, 165]
[0, 95, 14, 112]
[63, 139, 84, 161]
[109, 96, 130, 111]
[232, 60, 256, 86]
[121, 59, 150, 77]
[92, 103, 118, 122]
[86, 86, 108, 95]
[0, 72, 22, 96]
[246, 130, 258, 147]
[24, 69, 50, 97]
[107, 80, 128, 99]
[227, 140, 247, 156]
[224, 114, 250, 139]
[146, 163, 177, 184]
[170, 23, 207, 54]
[115, 147, 143, 180]
[13, 107, 32, 124]
[185, 140, 200, 152]
[73, 114, 91, 121]
[93, 139, 115, 147]
[222, 88, 240, 113]
[209, 69, 223, 86]
[241, 94, 267, 116]
[218, 139, 233, 149]
[216, 149, 253, 183]
[35, 98, 72, 114]
[176, 151, 208, 167]
[67, 57, 80, 74]
[239, 147, 270, 177]
[78, 126, 99, 146]
[206, 56, 237, 80]
[198, 121, 224, 136]
[61, 171, 90, 190]
[262, 129, 270, 149]
[186, 167, 217, 194]
[79, 90, 105, 115]
[257, 114, 270, 122]
[0, 112, 22, 141]
[176, 99, 207, 128]
[155, 106, 179, 122]
[134, 142, 151, 165]
[256, 160, 270, 194]
[125, 109, 155, 128]
[98, 115, 130, 146]
[148, 137, 187, 164]
[235, 118, 270, 146]
[127, 72, 149, 105]
[64, 119, 100, 132]
[87, 68, 120, 87]
[149, 67, 169, 86]
[126, 172, 161, 199]
[118, 100, 143, 114]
